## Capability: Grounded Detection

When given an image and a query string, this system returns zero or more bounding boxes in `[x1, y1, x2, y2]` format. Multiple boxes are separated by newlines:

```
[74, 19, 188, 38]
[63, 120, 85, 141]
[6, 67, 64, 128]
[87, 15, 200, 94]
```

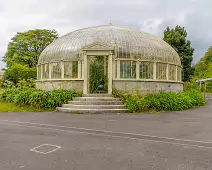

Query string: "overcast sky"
[0, 0, 211, 69]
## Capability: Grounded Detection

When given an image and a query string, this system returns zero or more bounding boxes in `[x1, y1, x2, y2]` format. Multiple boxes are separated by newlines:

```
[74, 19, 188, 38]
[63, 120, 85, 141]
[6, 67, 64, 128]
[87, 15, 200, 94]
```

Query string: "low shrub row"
[0, 79, 36, 89]
[0, 88, 78, 109]
[113, 89, 206, 113]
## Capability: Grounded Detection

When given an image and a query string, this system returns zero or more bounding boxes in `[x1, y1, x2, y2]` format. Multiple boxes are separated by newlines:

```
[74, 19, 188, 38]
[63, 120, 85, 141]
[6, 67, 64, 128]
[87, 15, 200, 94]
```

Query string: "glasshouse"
[37, 24, 183, 94]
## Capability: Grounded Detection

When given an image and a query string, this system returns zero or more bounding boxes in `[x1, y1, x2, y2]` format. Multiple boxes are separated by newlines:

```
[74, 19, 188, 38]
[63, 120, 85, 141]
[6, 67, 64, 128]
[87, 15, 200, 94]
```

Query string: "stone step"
[205, 94, 212, 99]
[62, 104, 126, 109]
[57, 107, 128, 114]
[68, 101, 123, 105]
[83, 94, 112, 97]
[73, 97, 121, 101]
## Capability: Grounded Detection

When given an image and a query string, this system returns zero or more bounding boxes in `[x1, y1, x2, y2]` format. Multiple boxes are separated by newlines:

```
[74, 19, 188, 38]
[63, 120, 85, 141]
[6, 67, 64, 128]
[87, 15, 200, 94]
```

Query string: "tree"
[190, 47, 212, 93]
[202, 46, 212, 65]
[5, 63, 37, 84]
[163, 26, 194, 82]
[4, 29, 58, 68]
[194, 46, 212, 78]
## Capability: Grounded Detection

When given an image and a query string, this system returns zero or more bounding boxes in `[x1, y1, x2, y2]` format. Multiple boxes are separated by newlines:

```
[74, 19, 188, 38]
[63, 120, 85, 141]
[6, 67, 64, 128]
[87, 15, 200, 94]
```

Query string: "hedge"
[0, 88, 78, 109]
[113, 89, 206, 113]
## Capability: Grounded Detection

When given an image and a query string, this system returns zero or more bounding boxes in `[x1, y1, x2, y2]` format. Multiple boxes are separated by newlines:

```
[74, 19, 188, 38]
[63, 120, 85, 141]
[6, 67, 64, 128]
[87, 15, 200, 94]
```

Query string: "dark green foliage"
[5, 63, 36, 84]
[0, 88, 22, 102]
[89, 56, 108, 93]
[3, 29, 58, 84]
[45, 90, 77, 108]
[193, 46, 212, 93]
[112, 88, 123, 98]
[143, 92, 193, 111]
[15, 88, 37, 105]
[206, 82, 212, 93]
[28, 90, 50, 108]
[16, 79, 36, 89]
[0, 78, 36, 89]
[0, 88, 77, 109]
[184, 90, 206, 106]
[184, 81, 200, 91]
[0, 80, 15, 88]
[4, 29, 58, 68]
[117, 90, 205, 113]
[163, 26, 195, 82]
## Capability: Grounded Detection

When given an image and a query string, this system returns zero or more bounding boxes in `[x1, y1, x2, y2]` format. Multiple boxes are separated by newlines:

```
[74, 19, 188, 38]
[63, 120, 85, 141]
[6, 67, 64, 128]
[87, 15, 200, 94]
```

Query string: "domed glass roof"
[38, 25, 181, 66]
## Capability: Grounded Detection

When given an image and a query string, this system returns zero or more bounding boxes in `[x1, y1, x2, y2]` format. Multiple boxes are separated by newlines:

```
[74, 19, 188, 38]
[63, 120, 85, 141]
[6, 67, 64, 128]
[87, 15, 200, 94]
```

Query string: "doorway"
[88, 56, 108, 93]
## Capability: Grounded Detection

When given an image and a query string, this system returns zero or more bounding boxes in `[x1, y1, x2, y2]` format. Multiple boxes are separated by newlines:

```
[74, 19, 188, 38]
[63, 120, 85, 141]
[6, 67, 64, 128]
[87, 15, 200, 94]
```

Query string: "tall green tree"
[193, 47, 212, 92]
[194, 46, 212, 78]
[4, 29, 58, 68]
[163, 26, 194, 82]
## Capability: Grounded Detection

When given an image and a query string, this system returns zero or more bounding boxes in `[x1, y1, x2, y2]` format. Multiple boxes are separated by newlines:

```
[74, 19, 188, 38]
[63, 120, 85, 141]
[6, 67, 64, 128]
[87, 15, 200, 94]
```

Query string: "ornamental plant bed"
[112, 89, 206, 113]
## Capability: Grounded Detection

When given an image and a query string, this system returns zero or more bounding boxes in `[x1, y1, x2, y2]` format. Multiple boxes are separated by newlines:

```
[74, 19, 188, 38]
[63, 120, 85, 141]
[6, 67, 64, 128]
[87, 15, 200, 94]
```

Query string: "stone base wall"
[113, 80, 183, 95]
[36, 80, 83, 92]
[36, 80, 183, 94]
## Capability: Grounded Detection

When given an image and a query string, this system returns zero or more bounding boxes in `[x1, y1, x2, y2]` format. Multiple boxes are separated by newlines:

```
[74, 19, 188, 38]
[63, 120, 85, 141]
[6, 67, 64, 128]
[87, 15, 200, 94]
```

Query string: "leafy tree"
[202, 46, 212, 65]
[194, 47, 212, 78]
[4, 29, 58, 68]
[5, 63, 37, 84]
[163, 26, 194, 82]
[192, 47, 212, 92]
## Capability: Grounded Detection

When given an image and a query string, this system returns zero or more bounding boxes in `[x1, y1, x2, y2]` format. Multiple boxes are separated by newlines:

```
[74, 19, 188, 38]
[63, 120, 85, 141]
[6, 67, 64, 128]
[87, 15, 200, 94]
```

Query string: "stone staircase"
[57, 94, 128, 114]
[205, 93, 212, 106]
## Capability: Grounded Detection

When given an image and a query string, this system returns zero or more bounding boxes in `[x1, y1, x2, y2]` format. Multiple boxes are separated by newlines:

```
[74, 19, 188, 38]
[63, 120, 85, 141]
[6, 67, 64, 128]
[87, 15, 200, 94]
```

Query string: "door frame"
[87, 56, 108, 94]
[81, 42, 114, 94]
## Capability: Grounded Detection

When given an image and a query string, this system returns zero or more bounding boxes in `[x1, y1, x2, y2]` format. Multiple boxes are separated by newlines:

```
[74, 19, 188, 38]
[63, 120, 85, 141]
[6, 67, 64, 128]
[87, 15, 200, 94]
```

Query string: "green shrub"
[137, 99, 150, 112]
[118, 89, 206, 113]
[46, 90, 77, 108]
[0, 80, 15, 88]
[0, 88, 23, 102]
[0, 88, 78, 109]
[184, 90, 205, 106]
[5, 63, 36, 84]
[28, 90, 49, 108]
[0, 79, 36, 89]
[184, 81, 200, 91]
[17, 79, 36, 89]
[15, 88, 37, 105]
[112, 88, 123, 98]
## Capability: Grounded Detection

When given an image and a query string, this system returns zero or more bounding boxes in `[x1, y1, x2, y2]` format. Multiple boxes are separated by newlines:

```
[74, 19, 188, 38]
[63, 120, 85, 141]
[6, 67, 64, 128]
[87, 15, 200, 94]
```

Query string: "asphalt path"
[0, 105, 212, 169]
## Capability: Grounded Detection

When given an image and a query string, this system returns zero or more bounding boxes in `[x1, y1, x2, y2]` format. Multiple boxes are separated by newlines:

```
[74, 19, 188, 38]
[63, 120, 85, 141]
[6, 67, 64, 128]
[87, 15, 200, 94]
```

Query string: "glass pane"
[169, 64, 176, 81]
[64, 61, 78, 78]
[37, 65, 41, 80]
[52, 62, 62, 79]
[177, 66, 181, 81]
[41, 64, 45, 80]
[120, 61, 136, 79]
[156, 63, 166, 80]
[42, 63, 49, 79]
[140, 62, 153, 79]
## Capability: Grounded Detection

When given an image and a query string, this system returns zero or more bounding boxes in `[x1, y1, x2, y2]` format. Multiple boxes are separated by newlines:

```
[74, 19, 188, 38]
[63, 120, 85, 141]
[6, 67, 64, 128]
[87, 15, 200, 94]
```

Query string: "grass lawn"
[0, 101, 52, 112]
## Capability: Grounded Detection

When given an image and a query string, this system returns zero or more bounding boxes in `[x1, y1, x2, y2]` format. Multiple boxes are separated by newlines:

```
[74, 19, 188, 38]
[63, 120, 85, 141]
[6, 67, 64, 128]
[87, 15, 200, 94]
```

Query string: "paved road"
[0, 105, 212, 169]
